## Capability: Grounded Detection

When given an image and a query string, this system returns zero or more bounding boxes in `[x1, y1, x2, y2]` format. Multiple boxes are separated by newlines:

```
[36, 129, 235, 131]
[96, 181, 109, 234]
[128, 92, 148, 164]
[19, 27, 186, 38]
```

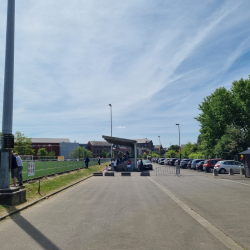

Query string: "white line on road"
[149, 177, 244, 250]
[218, 178, 250, 187]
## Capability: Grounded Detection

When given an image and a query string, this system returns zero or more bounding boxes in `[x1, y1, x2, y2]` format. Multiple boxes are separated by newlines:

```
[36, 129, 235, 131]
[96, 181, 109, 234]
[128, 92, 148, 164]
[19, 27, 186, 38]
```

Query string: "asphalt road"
[0, 163, 250, 250]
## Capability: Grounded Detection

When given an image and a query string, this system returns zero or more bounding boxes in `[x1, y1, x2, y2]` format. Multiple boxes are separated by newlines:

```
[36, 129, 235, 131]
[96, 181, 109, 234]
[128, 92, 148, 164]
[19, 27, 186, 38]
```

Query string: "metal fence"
[156, 165, 180, 176]
[19, 158, 110, 182]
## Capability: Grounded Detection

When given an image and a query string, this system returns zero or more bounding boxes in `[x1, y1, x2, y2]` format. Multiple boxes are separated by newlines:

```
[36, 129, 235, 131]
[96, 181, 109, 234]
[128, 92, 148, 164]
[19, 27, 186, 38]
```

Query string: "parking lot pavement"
[152, 163, 250, 249]
[0, 170, 232, 250]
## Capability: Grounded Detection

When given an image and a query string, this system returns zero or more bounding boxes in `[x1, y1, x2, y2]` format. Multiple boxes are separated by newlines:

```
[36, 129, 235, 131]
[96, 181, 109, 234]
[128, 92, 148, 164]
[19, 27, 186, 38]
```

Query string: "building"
[134, 138, 154, 151]
[31, 138, 70, 159]
[88, 141, 111, 158]
[59, 142, 79, 159]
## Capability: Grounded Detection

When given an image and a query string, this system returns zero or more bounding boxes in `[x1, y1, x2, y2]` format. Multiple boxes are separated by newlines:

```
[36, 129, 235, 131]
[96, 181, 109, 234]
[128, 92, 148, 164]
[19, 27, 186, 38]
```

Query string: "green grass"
[10, 158, 109, 180]
[0, 162, 109, 217]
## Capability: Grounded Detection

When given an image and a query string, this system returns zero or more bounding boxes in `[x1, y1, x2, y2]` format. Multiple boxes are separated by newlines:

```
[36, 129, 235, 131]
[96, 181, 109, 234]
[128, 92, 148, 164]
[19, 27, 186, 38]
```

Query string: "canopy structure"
[102, 135, 138, 170]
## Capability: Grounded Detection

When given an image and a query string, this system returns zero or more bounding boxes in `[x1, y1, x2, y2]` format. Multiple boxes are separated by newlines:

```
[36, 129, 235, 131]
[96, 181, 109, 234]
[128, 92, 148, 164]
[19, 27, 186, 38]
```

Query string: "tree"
[37, 148, 48, 159]
[69, 146, 92, 159]
[195, 87, 238, 156]
[14, 131, 35, 155]
[100, 149, 108, 158]
[142, 152, 147, 159]
[118, 151, 123, 157]
[168, 145, 179, 152]
[166, 150, 178, 158]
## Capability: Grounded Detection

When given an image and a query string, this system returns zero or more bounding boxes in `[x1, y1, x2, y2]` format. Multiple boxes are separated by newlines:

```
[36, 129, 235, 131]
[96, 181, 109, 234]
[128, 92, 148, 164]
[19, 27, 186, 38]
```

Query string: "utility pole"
[109, 104, 112, 162]
[0, 0, 15, 189]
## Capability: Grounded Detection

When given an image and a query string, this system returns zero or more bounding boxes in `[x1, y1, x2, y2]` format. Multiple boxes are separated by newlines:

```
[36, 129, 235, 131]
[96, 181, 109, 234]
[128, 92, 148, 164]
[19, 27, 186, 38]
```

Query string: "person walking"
[14, 153, 23, 186]
[140, 159, 144, 172]
[11, 152, 18, 187]
[84, 156, 90, 169]
[127, 159, 131, 172]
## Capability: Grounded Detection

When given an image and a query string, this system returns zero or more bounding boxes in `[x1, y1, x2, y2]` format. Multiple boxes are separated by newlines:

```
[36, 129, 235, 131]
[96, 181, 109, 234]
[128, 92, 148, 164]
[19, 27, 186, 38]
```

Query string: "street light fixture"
[176, 124, 181, 161]
[158, 135, 161, 156]
[109, 104, 112, 161]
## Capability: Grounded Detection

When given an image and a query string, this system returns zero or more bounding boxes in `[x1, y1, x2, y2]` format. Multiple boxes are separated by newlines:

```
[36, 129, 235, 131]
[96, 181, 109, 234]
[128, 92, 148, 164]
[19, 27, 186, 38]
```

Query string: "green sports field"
[18, 158, 110, 181]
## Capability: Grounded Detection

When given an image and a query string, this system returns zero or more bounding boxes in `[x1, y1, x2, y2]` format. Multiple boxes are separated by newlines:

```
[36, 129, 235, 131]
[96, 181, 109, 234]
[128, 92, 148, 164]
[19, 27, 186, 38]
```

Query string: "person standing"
[140, 159, 144, 172]
[11, 152, 18, 187]
[127, 159, 131, 172]
[14, 153, 23, 186]
[113, 159, 117, 172]
[84, 156, 90, 168]
[98, 157, 101, 165]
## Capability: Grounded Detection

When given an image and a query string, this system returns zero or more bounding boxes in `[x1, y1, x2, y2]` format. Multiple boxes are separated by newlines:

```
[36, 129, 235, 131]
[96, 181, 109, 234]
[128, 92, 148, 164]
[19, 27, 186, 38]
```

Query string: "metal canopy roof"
[102, 135, 137, 147]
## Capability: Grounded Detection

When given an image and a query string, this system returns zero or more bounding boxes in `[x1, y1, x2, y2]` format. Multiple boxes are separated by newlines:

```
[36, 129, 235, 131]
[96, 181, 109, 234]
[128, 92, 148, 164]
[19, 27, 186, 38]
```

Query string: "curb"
[0, 174, 94, 221]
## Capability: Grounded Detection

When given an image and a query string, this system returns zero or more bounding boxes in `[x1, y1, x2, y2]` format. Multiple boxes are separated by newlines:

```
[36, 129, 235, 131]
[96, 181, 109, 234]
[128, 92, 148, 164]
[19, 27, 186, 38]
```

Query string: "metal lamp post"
[109, 104, 112, 162]
[158, 135, 161, 156]
[176, 124, 181, 161]
[0, 0, 15, 189]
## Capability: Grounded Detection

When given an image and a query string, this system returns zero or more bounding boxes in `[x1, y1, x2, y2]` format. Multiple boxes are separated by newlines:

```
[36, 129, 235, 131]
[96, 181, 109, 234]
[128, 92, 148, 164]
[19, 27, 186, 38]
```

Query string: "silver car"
[214, 160, 244, 174]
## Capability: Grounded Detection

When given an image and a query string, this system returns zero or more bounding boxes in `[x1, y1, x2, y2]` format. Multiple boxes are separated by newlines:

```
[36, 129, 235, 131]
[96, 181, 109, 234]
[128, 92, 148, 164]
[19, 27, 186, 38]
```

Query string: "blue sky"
[0, 0, 250, 148]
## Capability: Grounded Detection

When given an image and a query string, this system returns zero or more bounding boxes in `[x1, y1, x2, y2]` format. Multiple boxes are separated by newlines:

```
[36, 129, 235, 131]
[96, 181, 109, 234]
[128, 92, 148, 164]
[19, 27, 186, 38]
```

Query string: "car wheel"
[208, 168, 213, 173]
[219, 168, 226, 174]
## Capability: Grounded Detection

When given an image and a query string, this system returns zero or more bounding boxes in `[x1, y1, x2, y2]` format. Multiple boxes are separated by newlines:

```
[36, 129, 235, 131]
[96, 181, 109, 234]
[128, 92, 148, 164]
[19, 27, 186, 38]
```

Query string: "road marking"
[149, 177, 244, 250]
[218, 178, 250, 187]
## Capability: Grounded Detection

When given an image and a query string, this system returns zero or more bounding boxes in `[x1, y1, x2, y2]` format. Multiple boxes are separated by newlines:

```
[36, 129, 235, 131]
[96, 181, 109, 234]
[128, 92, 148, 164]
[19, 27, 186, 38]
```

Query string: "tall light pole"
[109, 104, 112, 161]
[158, 135, 161, 156]
[0, 0, 15, 189]
[176, 124, 181, 161]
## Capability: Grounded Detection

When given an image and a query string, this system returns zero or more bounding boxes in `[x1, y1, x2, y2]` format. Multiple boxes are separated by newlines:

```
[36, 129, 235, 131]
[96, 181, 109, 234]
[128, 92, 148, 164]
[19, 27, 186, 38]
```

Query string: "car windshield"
[143, 160, 151, 163]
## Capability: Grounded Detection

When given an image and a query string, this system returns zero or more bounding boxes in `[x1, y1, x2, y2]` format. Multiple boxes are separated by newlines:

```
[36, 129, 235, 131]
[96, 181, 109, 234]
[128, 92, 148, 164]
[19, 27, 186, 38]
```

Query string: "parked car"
[180, 159, 192, 169]
[169, 158, 178, 166]
[196, 161, 205, 171]
[203, 159, 223, 172]
[158, 158, 165, 165]
[137, 160, 153, 170]
[191, 159, 205, 169]
[187, 160, 192, 169]
[214, 160, 244, 174]
[175, 159, 181, 166]
[164, 158, 170, 165]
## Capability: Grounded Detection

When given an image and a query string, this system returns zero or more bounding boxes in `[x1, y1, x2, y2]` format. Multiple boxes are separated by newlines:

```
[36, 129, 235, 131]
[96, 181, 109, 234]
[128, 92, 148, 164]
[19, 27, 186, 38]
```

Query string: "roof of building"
[32, 138, 70, 143]
[134, 138, 152, 143]
[240, 149, 250, 155]
[89, 141, 111, 146]
[154, 145, 161, 148]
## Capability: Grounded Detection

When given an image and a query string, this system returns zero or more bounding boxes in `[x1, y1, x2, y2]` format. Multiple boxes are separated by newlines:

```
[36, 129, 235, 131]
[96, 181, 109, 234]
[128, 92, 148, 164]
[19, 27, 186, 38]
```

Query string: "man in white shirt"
[113, 159, 117, 172]
[14, 153, 23, 186]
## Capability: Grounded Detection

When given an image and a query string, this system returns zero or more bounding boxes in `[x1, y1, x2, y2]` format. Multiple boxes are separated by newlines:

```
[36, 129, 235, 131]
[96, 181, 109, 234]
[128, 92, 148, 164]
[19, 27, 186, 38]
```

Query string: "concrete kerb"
[0, 174, 94, 222]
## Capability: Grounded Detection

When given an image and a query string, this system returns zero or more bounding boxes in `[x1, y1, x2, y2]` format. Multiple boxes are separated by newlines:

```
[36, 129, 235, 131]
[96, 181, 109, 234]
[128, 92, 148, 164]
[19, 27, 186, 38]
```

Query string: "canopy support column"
[134, 143, 137, 171]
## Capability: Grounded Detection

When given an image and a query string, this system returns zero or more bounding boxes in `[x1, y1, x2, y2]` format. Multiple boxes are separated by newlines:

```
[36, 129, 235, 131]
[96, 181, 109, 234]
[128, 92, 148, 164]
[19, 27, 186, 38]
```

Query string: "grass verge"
[0, 163, 107, 218]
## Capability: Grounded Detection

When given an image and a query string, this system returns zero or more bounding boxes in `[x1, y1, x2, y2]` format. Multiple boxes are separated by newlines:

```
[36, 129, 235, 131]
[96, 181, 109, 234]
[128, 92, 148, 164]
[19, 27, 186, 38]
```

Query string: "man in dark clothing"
[85, 156, 90, 168]
[98, 157, 101, 165]
[140, 159, 144, 172]
[11, 153, 18, 187]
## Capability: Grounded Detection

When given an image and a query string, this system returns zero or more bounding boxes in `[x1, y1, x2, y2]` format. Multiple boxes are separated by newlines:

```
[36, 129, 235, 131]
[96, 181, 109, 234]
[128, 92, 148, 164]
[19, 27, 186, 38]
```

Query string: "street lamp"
[158, 135, 161, 156]
[109, 104, 112, 161]
[176, 124, 181, 161]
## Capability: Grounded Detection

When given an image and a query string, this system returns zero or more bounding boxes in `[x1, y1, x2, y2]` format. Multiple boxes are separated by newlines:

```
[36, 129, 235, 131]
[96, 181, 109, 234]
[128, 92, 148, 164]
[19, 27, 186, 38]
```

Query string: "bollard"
[240, 168, 246, 175]
[176, 165, 180, 175]
[213, 169, 218, 176]
[228, 168, 234, 175]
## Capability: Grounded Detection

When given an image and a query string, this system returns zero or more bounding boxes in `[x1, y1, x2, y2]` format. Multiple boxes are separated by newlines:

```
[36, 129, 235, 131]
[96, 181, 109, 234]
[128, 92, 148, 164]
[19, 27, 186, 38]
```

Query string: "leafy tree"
[142, 152, 147, 159]
[195, 87, 238, 156]
[168, 145, 179, 152]
[69, 146, 92, 159]
[37, 148, 48, 159]
[100, 149, 108, 158]
[166, 150, 178, 158]
[188, 152, 204, 159]
[14, 131, 35, 155]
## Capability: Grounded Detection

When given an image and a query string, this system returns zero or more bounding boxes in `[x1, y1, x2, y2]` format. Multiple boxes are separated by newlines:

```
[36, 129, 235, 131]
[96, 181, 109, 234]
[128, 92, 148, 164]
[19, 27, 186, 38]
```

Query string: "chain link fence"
[20, 158, 110, 182]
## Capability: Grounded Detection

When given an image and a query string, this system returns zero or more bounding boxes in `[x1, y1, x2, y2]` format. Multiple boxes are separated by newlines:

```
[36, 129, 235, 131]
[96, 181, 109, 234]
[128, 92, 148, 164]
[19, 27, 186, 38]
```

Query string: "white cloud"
[0, 0, 250, 146]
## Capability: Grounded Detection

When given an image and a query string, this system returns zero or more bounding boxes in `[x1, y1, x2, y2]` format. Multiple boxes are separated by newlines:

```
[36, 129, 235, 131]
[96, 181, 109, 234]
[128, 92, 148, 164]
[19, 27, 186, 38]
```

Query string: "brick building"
[88, 141, 111, 158]
[31, 138, 70, 159]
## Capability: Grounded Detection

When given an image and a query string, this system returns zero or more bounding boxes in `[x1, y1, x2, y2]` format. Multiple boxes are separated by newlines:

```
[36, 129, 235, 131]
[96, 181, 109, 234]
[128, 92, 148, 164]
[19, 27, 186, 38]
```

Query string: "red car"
[203, 159, 223, 172]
